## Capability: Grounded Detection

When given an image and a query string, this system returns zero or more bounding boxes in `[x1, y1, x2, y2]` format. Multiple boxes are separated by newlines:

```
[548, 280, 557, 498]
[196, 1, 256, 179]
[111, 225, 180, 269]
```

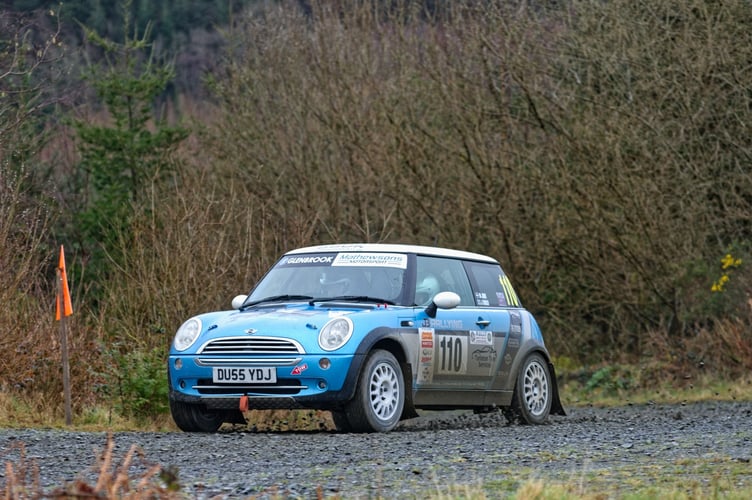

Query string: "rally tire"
[345, 349, 405, 432]
[511, 352, 553, 425]
[169, 399, 225, 433]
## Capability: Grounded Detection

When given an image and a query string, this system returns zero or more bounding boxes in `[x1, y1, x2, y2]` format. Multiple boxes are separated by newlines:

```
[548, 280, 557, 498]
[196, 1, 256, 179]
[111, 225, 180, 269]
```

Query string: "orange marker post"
[56, 245, 73, 426]
[56, 244, 73, 319]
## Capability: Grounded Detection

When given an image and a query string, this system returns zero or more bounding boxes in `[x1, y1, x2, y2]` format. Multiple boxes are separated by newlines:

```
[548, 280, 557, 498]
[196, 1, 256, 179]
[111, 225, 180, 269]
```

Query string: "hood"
[190, 302, 385, 353]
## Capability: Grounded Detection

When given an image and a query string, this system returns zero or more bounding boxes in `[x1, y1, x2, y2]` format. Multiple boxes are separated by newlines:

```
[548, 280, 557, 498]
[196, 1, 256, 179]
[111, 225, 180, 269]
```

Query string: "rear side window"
[464, 261, 521, 307]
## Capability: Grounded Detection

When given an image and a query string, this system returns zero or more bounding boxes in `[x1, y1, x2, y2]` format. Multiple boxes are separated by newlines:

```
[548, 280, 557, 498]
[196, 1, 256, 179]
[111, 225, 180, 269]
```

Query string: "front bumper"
[168, 352, 365, 411]
[169, 389, 355, 410]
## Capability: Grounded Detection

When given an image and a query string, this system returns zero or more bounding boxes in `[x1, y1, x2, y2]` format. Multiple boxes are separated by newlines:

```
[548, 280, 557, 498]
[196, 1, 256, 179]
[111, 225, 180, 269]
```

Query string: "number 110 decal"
[437, 335, 468, 374]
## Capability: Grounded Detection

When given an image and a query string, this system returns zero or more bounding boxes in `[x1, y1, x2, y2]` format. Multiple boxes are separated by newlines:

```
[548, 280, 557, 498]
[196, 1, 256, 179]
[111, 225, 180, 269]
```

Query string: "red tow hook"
[239, 394, 249, 412]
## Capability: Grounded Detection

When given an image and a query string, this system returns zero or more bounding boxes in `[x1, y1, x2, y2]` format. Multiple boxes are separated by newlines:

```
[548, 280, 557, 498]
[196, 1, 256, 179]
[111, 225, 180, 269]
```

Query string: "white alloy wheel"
[369, 360, 400, 422]
[512, 352, 552, 424]
[345, 349, 405, 432]
[522, 357, 550, 417]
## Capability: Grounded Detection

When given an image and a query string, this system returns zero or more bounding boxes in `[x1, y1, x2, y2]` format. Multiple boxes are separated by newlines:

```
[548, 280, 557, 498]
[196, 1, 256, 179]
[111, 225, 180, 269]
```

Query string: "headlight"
[173, 317, 202, 352]
[318, 317, 353, 351]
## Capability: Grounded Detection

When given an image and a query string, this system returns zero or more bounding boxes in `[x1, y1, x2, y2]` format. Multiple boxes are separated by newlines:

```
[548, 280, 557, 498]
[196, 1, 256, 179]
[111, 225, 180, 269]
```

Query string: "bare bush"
[199, 0, 751, 363]
[517, 0, 752, 354]
[0, 8, 77, 410]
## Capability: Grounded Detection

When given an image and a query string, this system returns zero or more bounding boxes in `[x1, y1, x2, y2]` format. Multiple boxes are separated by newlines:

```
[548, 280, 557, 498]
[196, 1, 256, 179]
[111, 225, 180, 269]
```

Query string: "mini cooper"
[168, 243, 565, 432]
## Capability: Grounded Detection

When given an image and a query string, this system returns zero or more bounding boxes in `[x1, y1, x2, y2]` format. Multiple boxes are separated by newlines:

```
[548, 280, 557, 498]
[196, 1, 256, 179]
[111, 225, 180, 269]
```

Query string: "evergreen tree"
[71, 0, 187, 303]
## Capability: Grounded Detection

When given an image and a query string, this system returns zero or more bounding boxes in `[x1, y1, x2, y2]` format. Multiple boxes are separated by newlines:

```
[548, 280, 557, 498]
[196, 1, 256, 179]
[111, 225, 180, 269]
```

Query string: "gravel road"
[1, 401, 751, 498]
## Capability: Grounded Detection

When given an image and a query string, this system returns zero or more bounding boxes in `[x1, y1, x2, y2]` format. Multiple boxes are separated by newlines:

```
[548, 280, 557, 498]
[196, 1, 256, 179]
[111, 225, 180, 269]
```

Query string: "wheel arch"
[507, 345, 566, 417]
[353, 328, 418, 419]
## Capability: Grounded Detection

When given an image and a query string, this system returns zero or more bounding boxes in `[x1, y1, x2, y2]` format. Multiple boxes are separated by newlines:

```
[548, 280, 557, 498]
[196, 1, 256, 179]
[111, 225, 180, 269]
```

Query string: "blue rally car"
[168, 243, 565, 432]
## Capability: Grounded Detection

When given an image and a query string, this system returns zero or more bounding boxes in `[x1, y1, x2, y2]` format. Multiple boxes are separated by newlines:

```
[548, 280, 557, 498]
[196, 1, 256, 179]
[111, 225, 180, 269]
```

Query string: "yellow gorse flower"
[711, 274, 729, 293]
[721, 253, 742, 270]
[712, 253, 742, 292]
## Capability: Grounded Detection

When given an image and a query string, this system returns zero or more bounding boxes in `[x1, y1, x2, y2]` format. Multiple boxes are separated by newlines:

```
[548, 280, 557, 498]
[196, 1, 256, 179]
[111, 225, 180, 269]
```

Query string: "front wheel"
[169, 399, 225, 433]
[345, 349, 405, 432]
[509, 352, 552, 425]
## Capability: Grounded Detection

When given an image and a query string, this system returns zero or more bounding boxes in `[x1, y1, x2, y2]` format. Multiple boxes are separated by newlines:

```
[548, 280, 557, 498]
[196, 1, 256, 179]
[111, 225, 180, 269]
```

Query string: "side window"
[464, 261, 521, 307]
[415, 256, 475, 306]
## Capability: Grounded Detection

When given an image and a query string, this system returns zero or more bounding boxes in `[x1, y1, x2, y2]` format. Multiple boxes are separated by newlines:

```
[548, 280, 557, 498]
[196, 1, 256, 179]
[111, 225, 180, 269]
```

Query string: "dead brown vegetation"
[1, 434, 179, 498]
[199, 0, 752, 358]
[0, 0, 750, 421]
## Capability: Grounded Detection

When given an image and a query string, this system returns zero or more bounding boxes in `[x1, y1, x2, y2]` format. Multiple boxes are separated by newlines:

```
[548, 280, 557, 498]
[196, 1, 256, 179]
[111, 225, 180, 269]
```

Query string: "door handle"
[475, 319, 491, 327]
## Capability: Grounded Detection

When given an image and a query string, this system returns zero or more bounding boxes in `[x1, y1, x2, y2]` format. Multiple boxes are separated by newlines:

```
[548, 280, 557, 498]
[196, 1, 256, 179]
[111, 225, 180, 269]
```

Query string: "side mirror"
[231, 294, 248, 310]
[425, 291, 461, 318]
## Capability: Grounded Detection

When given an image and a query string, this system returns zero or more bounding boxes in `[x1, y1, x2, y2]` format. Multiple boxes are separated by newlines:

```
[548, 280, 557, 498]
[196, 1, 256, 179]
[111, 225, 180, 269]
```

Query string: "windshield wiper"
[242, 294, 314, 308]
[309, 295, 396, 306]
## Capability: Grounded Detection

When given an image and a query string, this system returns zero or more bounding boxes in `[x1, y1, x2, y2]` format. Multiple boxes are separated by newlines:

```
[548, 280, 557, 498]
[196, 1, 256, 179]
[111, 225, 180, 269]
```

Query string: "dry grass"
[1, 434, 180, 499]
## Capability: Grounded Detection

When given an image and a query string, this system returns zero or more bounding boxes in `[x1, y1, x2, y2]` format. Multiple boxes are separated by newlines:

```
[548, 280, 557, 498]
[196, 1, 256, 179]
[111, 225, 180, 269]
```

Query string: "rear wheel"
[169, 399, 225, 432]
[509, 352, 552, 425]
[345, 349, 405, 432]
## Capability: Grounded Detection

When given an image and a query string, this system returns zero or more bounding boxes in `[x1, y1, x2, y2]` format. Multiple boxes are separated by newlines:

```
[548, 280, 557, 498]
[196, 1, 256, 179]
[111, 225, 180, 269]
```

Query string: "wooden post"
[57, 267, 72, 426]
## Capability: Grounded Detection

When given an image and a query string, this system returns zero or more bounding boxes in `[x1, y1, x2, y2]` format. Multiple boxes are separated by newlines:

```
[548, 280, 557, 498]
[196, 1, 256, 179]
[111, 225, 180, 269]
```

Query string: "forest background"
[1, 0, 751, 426]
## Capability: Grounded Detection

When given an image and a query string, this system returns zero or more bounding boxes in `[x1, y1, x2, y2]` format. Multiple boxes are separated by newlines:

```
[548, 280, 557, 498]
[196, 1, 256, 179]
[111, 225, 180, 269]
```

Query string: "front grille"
[195, 357, 302, 367]
[193, 337, 308, 395]
[198, 336, 304, 355]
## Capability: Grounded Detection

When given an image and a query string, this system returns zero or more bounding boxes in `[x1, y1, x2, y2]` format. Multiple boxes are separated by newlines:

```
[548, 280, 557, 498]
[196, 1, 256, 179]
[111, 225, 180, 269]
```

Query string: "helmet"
[319, 270, 352, 296]
[415, 275, 440, 305]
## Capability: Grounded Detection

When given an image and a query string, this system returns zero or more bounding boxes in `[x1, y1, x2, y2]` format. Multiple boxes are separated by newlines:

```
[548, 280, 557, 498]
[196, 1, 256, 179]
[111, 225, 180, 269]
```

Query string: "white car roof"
[285, 243, 498, 264]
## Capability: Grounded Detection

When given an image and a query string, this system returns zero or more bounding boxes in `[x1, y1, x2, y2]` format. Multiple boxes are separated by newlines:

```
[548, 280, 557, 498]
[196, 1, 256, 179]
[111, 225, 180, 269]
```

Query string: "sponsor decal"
[279, 254, 335, 266]
[469, 330, 493, 345]
[507, 338, 520, 348]
[418, 365, 433, 384]
[328, 311, 353, 318]
[471, 346, 497, 368]
[504, 353, 513, 365]
[291, 363, 308, 376]
[421, 329, 434, 348]
[417, 328, 435, 384]
[332, 253, 408, 269]
[426, 318, 464, 329]
[475, 292, 490, 306]
[226, 311, 265, 322]
[273, 308, 318, 316]
[496, 292, 507, 307]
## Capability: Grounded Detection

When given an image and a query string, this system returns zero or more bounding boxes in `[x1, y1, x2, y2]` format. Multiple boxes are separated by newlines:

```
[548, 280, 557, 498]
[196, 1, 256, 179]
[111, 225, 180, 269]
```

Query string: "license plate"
[212, 367, 277, 384]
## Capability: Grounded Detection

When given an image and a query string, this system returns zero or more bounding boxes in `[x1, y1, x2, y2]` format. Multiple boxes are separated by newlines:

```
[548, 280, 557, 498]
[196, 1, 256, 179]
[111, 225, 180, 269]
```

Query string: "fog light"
[174, 358, 183, 370]
[179, 380, 186, 389]
[319, 358, 331, 370]
[318, 380, 327, 390]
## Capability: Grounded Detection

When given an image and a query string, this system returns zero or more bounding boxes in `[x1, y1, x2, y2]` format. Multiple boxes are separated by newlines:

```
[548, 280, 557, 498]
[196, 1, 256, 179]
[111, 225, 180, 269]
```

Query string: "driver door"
[411, 256, 507, 405]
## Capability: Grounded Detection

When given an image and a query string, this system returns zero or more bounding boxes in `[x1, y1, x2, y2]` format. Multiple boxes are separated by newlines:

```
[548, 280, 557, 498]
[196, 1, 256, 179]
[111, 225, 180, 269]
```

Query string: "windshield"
[247, 252, 408, 306]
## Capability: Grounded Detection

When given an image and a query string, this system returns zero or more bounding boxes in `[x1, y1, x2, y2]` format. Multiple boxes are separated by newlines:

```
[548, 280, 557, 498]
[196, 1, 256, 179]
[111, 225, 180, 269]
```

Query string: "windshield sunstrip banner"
[278, 253, 408, 269]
